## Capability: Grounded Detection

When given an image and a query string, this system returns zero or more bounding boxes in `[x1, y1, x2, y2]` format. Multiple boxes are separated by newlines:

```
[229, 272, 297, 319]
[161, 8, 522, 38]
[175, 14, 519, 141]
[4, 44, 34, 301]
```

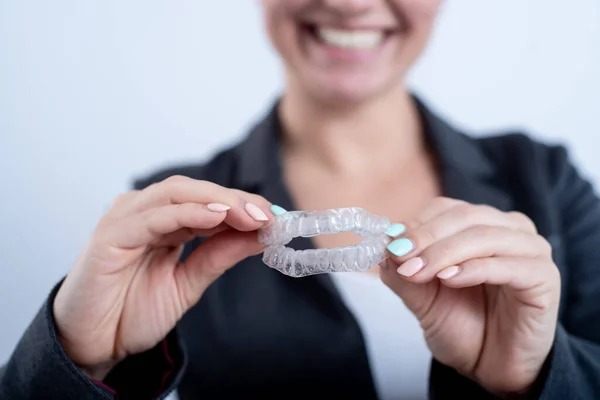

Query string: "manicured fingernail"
[384, 223, 406, 237]
[437, 266, 461, 280]
[270, 204, 288, 216]
[207, 203, 231, 212]
[397, 257, 425, 277]
[387, 238, 414, 257]
[245, 202, 269, 221]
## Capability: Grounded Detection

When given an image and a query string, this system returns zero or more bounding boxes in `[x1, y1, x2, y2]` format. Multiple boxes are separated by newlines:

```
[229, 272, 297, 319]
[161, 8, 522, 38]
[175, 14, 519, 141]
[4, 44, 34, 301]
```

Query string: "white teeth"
[317, 28, 384, 50]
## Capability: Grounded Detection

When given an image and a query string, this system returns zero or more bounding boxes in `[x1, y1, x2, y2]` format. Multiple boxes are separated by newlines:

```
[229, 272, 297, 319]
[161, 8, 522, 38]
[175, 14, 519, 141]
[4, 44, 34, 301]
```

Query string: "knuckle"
[403, 219, 421, 231]
[548, 263, 562, 286]
[429, 244, 453, 264]
[433, 196, 460, 208]
[470, 224, 498, 239]
[416, 226, 437, 247]
[231, 188, 266, 205]
[536, 235, 553, 255]
[96, 213, 115, 232]
[473, 203, 497, 216]
[507, 211, 537, 232]
[464, 257, 492, 271]
[163, 174, 189, 184]
[112, 191, 137, 207]
[140, 207, 155, 226]
[453, 202, 474, 218]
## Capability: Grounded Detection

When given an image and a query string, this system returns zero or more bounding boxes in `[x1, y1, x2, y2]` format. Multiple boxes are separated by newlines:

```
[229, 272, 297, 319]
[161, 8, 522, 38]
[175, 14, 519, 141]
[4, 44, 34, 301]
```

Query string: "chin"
[306, 72, 399, 107]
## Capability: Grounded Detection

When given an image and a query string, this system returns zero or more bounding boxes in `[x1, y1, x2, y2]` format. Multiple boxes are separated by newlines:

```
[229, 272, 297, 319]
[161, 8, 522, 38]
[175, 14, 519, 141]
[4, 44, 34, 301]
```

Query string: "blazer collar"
[233, 94, 497, 191]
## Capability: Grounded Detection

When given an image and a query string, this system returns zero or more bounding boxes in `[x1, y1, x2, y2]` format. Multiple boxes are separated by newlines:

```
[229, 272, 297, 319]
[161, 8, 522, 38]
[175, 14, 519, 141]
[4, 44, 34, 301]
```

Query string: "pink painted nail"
[207, 203, 231, 212]
[437, 266, 461, 280]
[245, 202, 269, 221]
[397, 257, 425, 277]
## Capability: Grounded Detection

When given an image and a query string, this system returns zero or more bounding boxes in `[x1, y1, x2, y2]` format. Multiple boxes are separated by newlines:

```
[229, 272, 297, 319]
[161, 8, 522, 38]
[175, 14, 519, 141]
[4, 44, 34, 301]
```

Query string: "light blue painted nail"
[270, 204, 288, 216]
[384, 223, 406, 237]
[387, 238, 414, 257]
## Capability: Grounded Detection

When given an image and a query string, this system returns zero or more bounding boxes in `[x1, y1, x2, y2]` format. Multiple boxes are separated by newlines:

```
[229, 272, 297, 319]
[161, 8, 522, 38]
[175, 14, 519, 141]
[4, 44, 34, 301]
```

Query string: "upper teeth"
[317, 28, 384, 50]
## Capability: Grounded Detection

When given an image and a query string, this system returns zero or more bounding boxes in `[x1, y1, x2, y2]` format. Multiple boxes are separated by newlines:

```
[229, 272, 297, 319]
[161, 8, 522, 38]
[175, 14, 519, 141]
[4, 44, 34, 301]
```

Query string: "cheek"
[262, 0, 304, 52]
[397, 0, 441, 31]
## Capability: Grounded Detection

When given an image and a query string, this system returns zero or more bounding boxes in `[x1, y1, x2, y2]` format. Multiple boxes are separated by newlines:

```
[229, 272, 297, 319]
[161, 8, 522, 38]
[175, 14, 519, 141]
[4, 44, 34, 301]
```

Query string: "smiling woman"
[2, 1, 600, 399]
[261, 0, 438, 102]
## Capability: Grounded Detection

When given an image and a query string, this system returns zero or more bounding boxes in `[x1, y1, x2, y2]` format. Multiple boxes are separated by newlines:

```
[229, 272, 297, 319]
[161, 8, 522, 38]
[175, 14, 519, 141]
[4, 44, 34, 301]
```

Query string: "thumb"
[175, 230, 265, 309]
[379, 258, 440, 320]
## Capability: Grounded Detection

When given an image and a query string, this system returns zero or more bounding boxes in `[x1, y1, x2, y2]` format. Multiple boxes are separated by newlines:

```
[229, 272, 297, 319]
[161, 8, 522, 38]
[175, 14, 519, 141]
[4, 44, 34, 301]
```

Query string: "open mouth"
[301, 23, 396, 51]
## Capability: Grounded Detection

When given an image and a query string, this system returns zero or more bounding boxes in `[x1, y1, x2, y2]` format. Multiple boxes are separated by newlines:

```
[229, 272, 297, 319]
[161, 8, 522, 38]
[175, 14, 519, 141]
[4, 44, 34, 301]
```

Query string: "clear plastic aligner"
[258, 208, 392, 277]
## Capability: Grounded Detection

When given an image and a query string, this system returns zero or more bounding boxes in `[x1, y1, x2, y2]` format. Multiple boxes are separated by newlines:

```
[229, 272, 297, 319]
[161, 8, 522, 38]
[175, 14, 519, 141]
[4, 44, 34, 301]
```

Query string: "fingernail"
[384, 223, 406, 237]
[437, 265, 461, 280]
[397, 257, 425, 277]
[270, 204, 288, 216]
[387, 238, 414, 257]
[245, 202, 269, 221]
[207, 203, 231, 212]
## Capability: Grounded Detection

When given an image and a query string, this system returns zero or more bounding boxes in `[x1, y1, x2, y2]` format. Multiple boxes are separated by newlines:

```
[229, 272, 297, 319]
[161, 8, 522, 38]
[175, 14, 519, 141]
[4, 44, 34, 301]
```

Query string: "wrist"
[55, 331, 119, 381]
[78, 360, 119, 381]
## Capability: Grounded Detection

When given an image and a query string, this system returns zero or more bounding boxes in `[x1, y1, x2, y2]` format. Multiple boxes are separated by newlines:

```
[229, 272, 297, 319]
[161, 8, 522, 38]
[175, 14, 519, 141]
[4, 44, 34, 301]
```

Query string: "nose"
[322, 0, 375, 14]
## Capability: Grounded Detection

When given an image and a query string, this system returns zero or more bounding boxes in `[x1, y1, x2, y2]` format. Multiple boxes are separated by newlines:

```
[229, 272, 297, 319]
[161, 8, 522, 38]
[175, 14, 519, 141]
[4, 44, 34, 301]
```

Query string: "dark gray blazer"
[2, 97, 600, 399]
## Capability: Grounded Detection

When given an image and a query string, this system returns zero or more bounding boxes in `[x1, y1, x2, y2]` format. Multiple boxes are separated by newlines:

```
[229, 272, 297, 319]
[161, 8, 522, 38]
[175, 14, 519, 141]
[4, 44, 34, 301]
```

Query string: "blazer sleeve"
[0, 278, 186, 400]
[429, 144, 600, 399]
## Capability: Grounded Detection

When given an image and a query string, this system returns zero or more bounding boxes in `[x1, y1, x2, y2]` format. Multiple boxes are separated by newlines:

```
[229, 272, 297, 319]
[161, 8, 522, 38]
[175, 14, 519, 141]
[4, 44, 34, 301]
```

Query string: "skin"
[53, 0, 561, 396]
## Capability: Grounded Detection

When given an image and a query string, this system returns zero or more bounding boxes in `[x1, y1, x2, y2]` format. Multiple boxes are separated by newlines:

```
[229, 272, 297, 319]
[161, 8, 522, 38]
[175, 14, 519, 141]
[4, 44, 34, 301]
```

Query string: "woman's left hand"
[380, 197, 561, 395]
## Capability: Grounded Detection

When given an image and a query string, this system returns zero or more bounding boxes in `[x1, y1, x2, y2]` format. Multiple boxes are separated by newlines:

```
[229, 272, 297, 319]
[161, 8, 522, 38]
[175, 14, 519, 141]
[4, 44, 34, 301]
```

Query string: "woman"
[2, 0, 600, 399]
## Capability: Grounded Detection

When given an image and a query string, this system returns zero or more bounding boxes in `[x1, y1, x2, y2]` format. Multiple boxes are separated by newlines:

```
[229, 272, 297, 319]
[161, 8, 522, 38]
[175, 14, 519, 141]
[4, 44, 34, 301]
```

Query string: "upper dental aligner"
[258, 207, 392, 278]
[258, 207, 391, 246]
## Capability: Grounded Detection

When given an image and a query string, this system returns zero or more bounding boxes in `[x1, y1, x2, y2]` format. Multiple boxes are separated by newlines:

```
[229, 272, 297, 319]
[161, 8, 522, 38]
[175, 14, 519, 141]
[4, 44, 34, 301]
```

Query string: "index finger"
[134, 176, 243, 210]
[137, 176, 274, 232]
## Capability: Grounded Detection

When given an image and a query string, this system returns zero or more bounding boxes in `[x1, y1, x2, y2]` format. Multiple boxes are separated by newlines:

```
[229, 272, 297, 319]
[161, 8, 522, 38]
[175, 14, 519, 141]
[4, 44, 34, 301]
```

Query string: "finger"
[434, 257, 559, 294]
[230, 189, 273, 212]
[153, 225, 232, 248]
[394, 225, 552, 283]
[506, 211, 538, 234]
[383, 196, 462, 241]
[105, 191, 142, 218]
[190, 224, 232, 237]
[134, 176, 240, 211]
[108, 203, 228, 248]
[404, 197, 464, 230]
[131, 176, 274, 231]
[388, 203, 533, 264]
[220, 189, 276, 231]
[174, 229, 265, 308]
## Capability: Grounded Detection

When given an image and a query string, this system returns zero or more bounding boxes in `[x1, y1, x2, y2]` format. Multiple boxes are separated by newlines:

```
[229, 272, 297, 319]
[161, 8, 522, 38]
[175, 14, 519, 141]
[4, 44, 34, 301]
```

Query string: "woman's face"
[261, 0, 441, 105]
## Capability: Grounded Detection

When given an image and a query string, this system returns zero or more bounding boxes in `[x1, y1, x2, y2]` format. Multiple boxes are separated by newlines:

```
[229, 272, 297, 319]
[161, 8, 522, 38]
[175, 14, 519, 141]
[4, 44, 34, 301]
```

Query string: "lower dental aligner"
[258, 207, 391, 277]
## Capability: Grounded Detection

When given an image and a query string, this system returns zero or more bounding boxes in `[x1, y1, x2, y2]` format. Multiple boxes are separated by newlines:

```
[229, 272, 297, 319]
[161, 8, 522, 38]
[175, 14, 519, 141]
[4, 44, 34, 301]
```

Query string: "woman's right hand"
[52, 176, 273, 380]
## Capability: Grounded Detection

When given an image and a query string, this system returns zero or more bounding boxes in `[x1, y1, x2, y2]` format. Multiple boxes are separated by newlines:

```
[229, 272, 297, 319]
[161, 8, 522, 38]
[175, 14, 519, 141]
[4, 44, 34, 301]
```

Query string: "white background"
[1, 0, 599, 371]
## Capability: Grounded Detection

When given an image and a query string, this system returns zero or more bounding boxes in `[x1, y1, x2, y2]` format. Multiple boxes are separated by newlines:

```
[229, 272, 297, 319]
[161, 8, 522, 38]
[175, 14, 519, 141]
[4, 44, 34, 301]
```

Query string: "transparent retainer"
[258, 207, 392, 278]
